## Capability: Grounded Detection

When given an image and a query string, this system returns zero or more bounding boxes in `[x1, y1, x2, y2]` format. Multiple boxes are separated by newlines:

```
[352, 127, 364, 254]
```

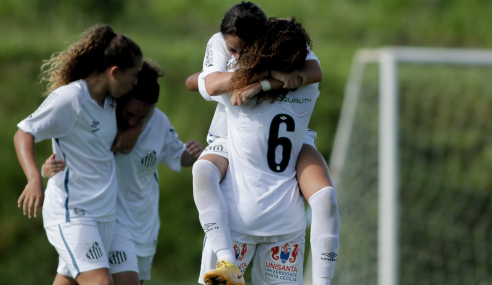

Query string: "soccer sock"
[309, 186, 340, 284]
[192, 160, 237, 266]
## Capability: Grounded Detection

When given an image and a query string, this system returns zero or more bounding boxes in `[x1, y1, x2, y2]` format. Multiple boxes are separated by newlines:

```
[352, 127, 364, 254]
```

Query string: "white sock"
[313, 277, 332, 285]
[192, 160, 237, 266]
[309, 186, 340, 279]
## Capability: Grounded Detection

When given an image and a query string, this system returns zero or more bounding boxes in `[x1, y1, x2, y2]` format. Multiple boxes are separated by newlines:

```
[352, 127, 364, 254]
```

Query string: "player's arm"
[14, 129, 44, 218]
[186, 72, 202, 92]
[254, 60, 323, 89]
[181, 139, 203, 167]
[230, 78, 284, 106]
[111, 108, 154, 154]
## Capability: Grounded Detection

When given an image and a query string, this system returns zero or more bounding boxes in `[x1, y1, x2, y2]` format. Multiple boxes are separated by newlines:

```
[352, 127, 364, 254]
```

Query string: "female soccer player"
[199, 17, 337, 285]
[186, 2, 339, 285]
[14, 24, 143, 285]
[42, 61, 203, 285]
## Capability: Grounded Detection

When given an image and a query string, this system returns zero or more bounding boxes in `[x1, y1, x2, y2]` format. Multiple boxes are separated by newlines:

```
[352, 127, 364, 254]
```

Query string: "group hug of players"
[14, 2, 340, 285]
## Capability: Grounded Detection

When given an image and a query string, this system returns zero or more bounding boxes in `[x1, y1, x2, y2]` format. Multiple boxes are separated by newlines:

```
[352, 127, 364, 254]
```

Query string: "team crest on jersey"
[234, 244, 248, 261]
[84, 240, 103, 260]
[108, 250, 127, 264]
[205, 42, 213, 67]
[91, 121, 100, 132]
[141, 150, 157, 167]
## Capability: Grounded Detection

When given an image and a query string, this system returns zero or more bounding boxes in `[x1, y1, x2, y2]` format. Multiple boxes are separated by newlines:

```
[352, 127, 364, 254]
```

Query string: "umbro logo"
[203, 223, 219, 233]
[321, 252, 337, 261]
[91, 121, 100, 132]
[280, 116, 287, 120]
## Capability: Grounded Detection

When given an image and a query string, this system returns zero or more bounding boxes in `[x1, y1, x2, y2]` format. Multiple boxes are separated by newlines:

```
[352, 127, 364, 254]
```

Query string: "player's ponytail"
[220, 1, 267, 43]
[40, 24, 142, 95]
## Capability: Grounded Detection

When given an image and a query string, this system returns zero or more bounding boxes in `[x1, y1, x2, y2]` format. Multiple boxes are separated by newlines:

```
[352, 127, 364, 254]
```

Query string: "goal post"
[305, 47, 492, 285]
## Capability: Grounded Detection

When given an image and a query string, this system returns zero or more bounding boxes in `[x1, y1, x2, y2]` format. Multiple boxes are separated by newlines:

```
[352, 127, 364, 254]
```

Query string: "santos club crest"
[141, 150, 157, 167]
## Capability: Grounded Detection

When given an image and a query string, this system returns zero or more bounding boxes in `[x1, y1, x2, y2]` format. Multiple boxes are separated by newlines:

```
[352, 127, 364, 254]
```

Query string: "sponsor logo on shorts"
[234, 244, 248, 261]
[91, 121, 100, 132]
[74, 208, 85, 215]
[204, 144, 224, 152]
[321, 252, 337, 261]
[266, 243, 301, 282]
[109, 250, 127, 264]
[85, 240, 103, 260]
[202, 223, 219, 233]
[141, 150, 157, 167]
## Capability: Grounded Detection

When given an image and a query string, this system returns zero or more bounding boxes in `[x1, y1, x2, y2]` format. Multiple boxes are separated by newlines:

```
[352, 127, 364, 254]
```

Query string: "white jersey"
[200, 33, 320, 143]
[209, 84, 319, 235]
[17, 80, 118, 227]
[114, 108, 186, 256]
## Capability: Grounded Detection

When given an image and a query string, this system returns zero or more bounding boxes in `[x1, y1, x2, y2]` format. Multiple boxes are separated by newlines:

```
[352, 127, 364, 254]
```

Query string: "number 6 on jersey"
[267, 114, 295, 172]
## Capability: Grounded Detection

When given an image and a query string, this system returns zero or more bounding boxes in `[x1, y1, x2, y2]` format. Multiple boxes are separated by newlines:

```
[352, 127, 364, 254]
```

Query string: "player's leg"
[45, 222, 113, 285]
[193, 138, 236, 265]
[53, 273, 77, 285]
[297, 131, 340, 285]
[252, 230, 305, 285]
[109, 225, 140, 285]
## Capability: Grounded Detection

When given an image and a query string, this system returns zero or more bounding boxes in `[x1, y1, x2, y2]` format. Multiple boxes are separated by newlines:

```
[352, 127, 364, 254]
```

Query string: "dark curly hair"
[228, 17, 312, 107]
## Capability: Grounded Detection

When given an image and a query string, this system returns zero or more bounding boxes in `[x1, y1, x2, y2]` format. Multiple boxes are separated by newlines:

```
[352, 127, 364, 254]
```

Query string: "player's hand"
[231, 82, 262, 106]
[18, 178, 44, 218]
[41, 154, 66, 178]
[111, 126, 143, 154]
[185, 139, 203, 158]
[271, 69, 307, 89]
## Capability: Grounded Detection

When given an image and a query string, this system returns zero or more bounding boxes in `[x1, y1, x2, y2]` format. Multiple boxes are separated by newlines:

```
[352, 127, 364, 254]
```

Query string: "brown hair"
[40, 24, 142, 95]
[220, 1, 267, 43]
[228, 17, 312, 107]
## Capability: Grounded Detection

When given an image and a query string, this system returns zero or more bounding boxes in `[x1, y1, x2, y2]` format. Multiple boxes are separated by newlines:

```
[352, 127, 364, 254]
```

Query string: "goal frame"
[305, 47, 492, 285]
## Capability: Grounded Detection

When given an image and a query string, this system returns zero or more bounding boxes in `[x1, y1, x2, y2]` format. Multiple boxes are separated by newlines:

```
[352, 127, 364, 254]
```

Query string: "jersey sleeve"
[202, 33, 230, 77]
[157, 114, 186, 172]
[17, 87, 81, 142]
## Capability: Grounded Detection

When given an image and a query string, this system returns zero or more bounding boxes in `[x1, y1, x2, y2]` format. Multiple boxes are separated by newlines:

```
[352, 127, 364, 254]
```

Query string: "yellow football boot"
[204, 260, 245, 285]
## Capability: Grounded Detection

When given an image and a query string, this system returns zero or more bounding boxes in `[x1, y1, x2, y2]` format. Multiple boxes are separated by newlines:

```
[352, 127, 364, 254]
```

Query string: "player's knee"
[192, 160, 221, 186]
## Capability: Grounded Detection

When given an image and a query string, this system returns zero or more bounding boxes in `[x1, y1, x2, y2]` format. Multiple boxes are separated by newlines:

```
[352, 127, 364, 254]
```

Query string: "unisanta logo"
[202, 223, 219, 233]
[234, 244, 248, 261]
[91, 121, 100, 132]
[271, 243, 300, 264]
[321, 252, 337, 261]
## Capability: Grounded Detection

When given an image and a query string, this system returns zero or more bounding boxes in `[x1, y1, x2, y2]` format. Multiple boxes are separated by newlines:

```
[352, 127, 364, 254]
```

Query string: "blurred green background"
[0, 0, 490, 284]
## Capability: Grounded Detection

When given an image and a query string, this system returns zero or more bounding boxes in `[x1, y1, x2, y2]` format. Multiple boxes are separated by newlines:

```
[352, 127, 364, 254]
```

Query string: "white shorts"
[199, 137, 229, 160]
[199, 230, 305, 285]
[108, 225, 155, 281]
[46, 220, 115, 279]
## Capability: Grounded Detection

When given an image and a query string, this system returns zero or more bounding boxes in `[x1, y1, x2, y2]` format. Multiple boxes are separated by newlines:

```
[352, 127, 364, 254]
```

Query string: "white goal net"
[305, 47, 492, 285]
